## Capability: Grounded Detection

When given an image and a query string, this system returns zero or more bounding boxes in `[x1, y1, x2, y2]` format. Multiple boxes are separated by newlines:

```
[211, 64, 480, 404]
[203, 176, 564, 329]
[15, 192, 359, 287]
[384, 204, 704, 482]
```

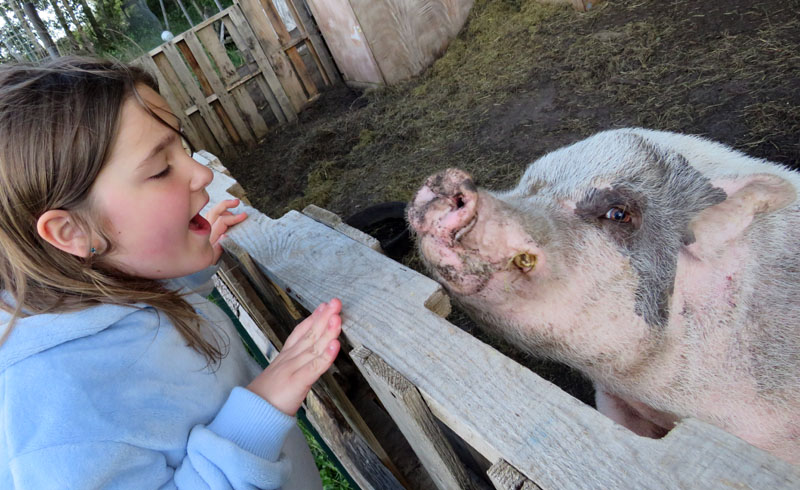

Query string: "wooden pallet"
[201, 155, 800, 489]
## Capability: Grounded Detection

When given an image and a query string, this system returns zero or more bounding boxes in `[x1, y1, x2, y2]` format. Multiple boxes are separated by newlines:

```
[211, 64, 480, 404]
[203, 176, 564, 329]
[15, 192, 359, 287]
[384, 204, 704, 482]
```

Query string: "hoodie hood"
[0, 302, 142, 373]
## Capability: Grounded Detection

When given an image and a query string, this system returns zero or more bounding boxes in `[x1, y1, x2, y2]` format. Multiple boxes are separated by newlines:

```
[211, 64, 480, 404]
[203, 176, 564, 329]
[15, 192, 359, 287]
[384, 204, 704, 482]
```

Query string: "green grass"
[298, 419, 354, 490]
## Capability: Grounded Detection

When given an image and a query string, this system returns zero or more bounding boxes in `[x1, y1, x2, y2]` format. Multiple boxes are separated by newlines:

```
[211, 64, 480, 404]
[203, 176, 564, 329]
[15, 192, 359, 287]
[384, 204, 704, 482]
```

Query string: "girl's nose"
[190, 158, 214, 191]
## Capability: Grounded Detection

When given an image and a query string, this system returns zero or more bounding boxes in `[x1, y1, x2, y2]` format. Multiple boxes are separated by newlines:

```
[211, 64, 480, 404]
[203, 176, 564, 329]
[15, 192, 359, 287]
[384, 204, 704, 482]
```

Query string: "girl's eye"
[150, 165, 171, 180]
[604, 207, 631, 223]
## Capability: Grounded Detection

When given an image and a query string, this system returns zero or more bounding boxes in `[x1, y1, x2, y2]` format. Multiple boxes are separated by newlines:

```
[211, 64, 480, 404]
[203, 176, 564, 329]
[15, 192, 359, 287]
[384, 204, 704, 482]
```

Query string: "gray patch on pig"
[575, 136, 727, 329]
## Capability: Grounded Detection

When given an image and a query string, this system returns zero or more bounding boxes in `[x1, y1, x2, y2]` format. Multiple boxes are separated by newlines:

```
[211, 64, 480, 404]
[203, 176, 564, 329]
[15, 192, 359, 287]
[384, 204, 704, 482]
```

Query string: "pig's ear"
[688, 174, 796, 253]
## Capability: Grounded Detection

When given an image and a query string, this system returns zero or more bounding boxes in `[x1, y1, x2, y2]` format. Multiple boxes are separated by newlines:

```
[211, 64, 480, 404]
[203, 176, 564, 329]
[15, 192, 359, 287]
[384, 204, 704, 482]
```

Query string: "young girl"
[0, 56, 342, 489]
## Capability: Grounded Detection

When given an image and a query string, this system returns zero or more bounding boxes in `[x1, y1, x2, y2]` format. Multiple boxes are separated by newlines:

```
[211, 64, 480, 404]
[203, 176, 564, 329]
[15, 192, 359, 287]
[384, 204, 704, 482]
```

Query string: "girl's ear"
[37, 210, 91, 257]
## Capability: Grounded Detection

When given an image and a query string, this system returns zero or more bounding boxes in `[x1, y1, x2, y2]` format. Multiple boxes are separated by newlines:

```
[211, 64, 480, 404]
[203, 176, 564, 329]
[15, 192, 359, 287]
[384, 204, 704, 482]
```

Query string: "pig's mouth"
[453, 215, 477, 242]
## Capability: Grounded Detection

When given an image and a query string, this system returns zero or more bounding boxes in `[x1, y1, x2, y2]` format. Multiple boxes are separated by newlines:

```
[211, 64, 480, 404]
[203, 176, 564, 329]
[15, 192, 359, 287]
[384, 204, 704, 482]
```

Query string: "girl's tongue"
[189, 213, 211, 234]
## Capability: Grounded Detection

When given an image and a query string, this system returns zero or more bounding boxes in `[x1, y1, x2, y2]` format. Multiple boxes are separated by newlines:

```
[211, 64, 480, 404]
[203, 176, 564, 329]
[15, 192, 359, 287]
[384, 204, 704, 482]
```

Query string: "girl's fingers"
[209, 212, 248, 245]
[282, 315, 342, 372]
[206, 198, 240, 224]
[283, 299, 342, 352]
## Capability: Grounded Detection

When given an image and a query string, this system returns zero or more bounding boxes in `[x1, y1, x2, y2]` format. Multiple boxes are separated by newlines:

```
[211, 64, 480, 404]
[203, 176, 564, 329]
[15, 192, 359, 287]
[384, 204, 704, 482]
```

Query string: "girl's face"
[90, 85, 215, 279]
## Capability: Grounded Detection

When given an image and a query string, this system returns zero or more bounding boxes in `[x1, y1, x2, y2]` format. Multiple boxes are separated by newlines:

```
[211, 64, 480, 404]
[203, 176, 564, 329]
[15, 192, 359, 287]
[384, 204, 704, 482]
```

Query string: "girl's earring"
[90, 247, 96, 255]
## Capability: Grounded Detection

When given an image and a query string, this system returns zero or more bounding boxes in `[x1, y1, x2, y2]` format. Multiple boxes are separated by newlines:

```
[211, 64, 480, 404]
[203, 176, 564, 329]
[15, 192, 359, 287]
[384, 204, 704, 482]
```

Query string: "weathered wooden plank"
[235, 0, 305, 113]
[287, 44, 319, 99]
[205, 197, 800, 489]
[196, 25, 270, 139]
[254, 74, 289, 125]
[304, 0, 385, 85]
[304, 389, 406, 490]
[352, 346, 477, 490]
[152, 50, 192, 108]
[302, 204, 381, 252]
[259, 0, 291, 43]
[162, 42, 234, 152]
[284, 0, 340, 85]
[183, 31, 255, 146]
[175, 39, 242, 146]
[487, 460, 542, 490]
[137, 54, 211, 154]
[347, 0, 473, 84]
[226, 5, 298, 121]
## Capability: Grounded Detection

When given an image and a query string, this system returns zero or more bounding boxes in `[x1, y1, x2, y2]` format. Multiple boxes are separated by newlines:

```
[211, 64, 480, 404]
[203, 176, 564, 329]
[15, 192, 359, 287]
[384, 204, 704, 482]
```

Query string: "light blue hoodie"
[0, 267, 318, 489]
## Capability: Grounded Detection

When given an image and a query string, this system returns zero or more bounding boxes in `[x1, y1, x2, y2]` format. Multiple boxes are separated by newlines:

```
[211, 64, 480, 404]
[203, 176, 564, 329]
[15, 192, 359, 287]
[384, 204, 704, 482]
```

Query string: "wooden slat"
[253, 75, 288, 125]
[177, 38, 243, 146]
[183, 31, 256, 145]
[196, 25, 270, 139]
[137, 54, 212, 154]
[225, 5, 298, 121]
[205, 197, 800, 489]
[152, 50, 192, 108]
[284, 0, 340, 85]
[352, 346, 477, 490]
[259, 0, 291, 44]
[257, 0, 319, 95]
[286, 44, 319, 98]
[161, 42, 234, 152]
[235, 0, 306, 113]
[487, 460, 542, 490]
[188, 112, 224, 156]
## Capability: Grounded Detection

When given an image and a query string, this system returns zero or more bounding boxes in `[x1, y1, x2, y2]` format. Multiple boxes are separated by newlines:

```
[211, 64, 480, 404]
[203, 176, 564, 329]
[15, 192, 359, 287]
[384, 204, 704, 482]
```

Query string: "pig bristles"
[508, 252, 536, 273]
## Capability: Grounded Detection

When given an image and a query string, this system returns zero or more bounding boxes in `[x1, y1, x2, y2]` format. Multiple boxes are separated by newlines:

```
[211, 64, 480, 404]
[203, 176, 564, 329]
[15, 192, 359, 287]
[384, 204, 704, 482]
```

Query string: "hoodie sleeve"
[6, 388, 296, 490]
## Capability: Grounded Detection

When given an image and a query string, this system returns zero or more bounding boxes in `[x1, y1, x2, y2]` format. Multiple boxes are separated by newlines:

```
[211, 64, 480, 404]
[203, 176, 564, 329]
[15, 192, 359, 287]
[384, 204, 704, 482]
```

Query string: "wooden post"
[352, 346, 479, 490]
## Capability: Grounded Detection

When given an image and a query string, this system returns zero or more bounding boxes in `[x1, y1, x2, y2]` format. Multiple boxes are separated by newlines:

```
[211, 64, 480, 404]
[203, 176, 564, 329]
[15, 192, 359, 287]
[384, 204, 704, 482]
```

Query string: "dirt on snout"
[224, 0, 800, 403]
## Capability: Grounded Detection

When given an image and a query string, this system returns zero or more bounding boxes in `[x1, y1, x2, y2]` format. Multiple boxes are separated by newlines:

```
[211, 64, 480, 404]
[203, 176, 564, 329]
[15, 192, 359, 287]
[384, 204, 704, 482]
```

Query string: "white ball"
[161, 31, 175, 42]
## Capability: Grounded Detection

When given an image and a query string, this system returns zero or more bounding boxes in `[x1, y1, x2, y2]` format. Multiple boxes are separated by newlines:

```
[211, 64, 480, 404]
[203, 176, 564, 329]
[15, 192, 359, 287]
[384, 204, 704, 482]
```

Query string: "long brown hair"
[0, 57, 225, 363]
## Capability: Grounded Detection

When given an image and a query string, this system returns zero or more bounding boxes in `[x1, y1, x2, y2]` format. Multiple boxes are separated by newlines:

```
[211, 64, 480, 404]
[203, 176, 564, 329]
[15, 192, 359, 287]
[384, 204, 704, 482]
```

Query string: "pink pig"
[407, 128, 799, 465]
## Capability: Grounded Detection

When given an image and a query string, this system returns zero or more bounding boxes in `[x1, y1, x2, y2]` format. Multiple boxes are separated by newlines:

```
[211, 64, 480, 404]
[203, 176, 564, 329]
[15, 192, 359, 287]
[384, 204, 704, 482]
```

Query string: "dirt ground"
[224, 0, 800, 402]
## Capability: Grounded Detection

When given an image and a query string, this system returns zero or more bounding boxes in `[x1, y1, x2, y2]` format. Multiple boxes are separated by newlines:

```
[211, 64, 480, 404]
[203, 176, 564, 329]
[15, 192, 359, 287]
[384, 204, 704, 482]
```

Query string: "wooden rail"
[200, 154, 800, 489]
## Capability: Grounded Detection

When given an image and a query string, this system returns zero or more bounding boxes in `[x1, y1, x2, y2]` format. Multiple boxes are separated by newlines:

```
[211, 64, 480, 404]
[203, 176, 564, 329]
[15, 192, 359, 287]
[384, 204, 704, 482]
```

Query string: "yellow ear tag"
[507, 252, 536, 272]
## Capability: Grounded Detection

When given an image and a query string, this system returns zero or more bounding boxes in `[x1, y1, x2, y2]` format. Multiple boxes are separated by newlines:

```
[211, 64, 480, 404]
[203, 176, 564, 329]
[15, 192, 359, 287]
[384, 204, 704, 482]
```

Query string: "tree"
[74, 0, 109, 46]
[48, 0, 80, 51]
[7, 0, 47, 58]
[59, 0, 95, 52]
[22, 1, 60, 58]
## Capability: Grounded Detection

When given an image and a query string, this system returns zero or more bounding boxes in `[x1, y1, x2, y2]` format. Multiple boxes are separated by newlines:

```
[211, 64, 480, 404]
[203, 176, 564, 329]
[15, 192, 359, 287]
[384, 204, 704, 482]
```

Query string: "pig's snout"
[408, 168, 479, 241]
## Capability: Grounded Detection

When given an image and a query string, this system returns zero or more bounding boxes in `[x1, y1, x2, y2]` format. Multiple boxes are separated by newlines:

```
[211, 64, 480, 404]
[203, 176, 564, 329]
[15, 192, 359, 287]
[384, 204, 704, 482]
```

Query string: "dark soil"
[224, 0, 800, 403]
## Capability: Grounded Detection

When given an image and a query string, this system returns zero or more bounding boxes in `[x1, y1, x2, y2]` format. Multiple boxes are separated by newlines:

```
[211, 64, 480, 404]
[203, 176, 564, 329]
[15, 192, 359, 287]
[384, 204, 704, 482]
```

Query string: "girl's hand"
[246, 299, 342, 416]
[205, 198, 247, 263]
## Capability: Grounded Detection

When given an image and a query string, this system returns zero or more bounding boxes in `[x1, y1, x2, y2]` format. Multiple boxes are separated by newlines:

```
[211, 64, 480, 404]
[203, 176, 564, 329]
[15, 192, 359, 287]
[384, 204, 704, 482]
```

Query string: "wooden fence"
[197, 153, 800, 490]
[134, 0, 339, 158]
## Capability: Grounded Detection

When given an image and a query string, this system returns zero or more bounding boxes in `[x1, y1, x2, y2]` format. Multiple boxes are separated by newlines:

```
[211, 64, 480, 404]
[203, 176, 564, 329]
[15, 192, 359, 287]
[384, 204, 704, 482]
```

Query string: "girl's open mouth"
[189, 213, 211, 234]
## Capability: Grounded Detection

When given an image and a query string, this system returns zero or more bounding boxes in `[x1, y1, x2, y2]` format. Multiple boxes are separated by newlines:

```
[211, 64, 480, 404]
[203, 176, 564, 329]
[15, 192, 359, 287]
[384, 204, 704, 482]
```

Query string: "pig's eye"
[604, 207, 632, 223]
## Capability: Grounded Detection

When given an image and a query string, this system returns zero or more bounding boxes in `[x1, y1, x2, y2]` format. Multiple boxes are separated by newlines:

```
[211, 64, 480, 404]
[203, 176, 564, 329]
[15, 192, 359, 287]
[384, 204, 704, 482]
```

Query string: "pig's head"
[407, 130, 796, 375]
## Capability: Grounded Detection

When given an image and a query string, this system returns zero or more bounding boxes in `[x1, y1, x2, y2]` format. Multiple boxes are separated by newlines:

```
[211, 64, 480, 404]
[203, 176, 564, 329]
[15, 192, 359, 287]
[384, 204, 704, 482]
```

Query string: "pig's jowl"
[408, 128, 799, 464]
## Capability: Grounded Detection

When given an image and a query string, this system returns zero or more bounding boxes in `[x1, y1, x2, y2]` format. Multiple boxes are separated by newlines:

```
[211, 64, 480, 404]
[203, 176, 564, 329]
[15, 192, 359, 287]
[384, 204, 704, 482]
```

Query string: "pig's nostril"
[454, 193, 465, 209]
